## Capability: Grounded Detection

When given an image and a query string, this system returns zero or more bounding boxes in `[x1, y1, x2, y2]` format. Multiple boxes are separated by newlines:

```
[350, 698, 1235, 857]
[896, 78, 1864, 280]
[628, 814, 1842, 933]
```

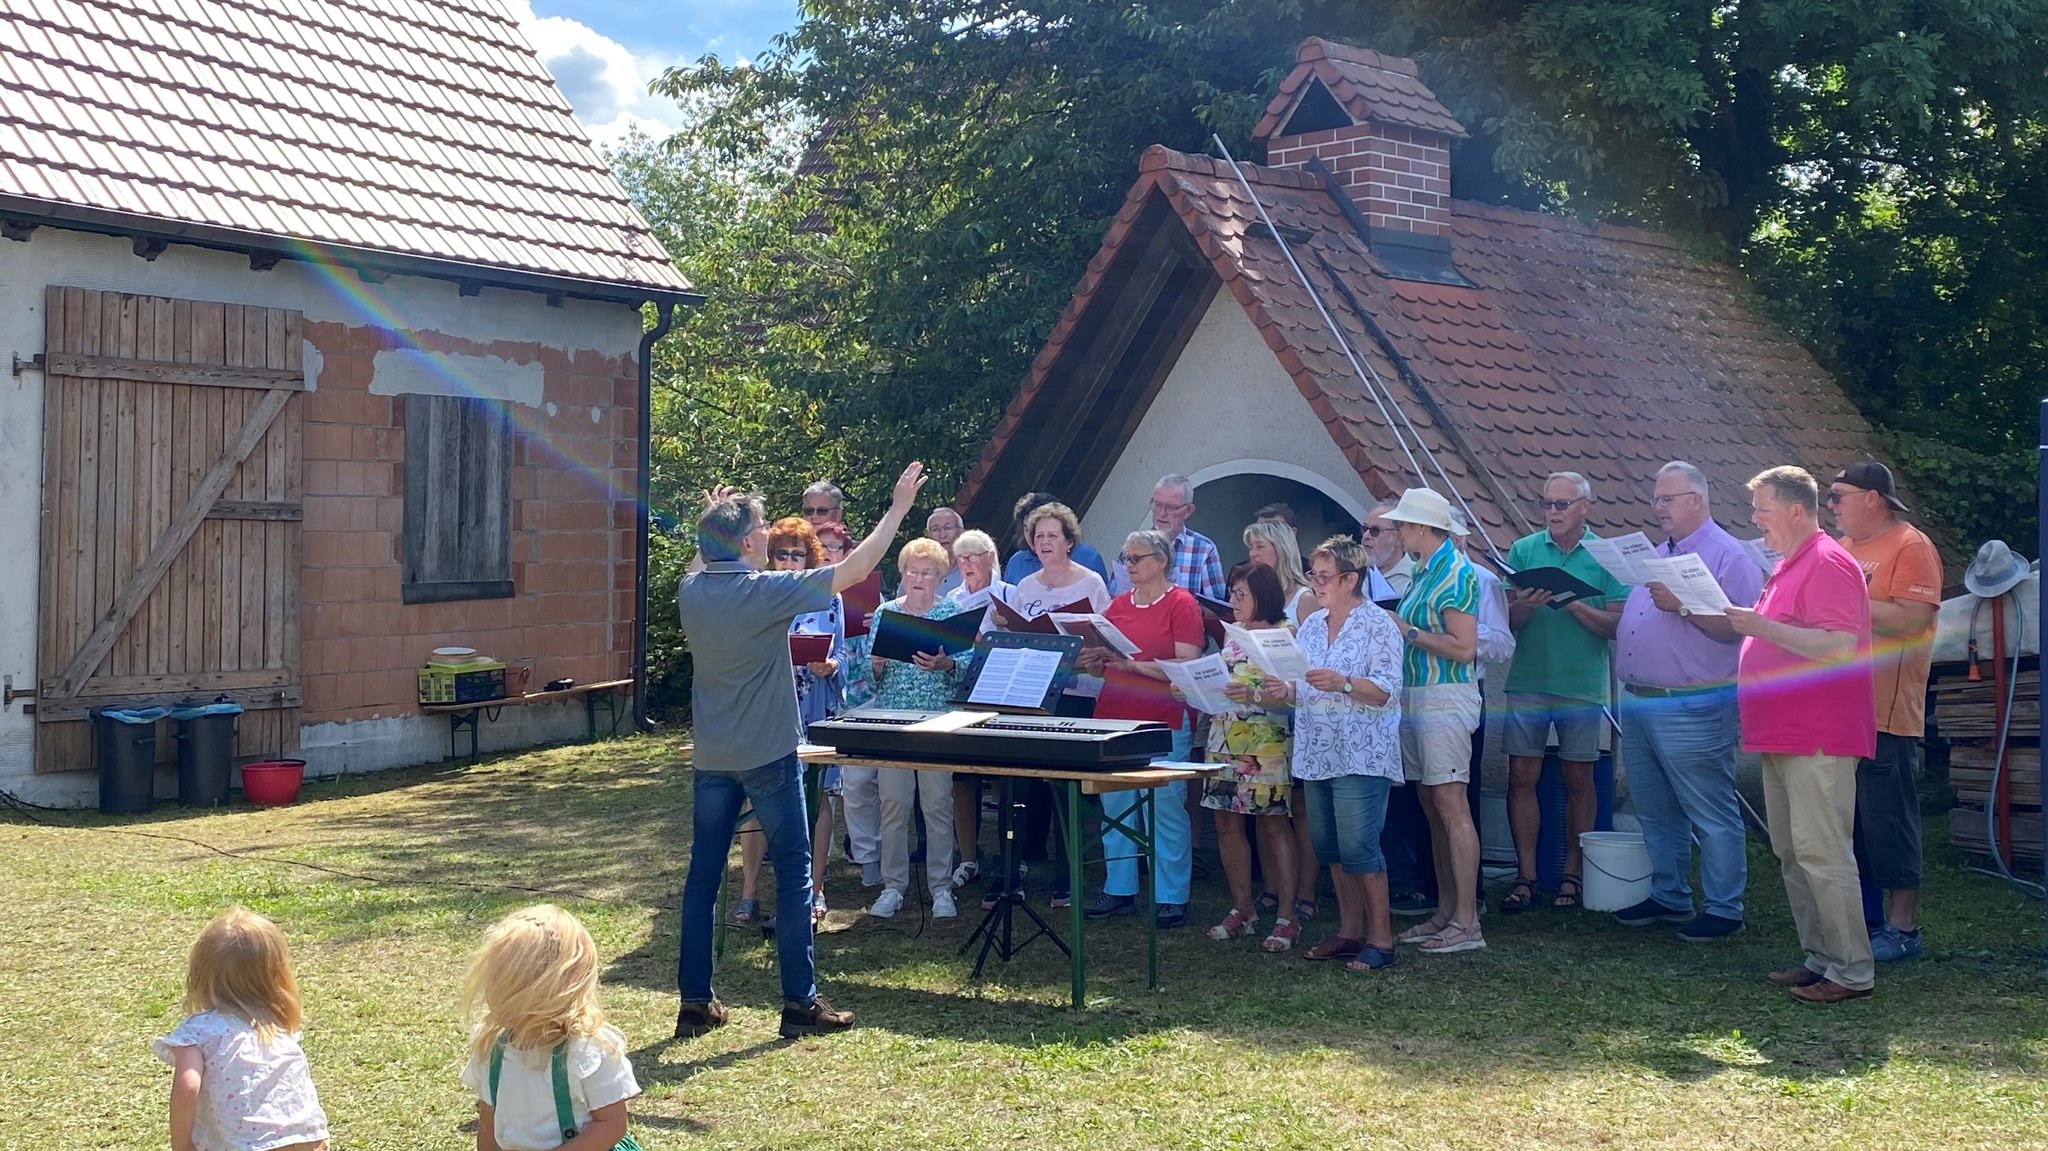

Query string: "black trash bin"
[171, 701, 243, 808]
[94, 706, 169, 814]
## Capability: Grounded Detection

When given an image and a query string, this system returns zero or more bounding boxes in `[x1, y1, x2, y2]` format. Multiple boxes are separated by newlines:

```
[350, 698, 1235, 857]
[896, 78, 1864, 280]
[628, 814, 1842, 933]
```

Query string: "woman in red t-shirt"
[1077, 530, 1205, 929]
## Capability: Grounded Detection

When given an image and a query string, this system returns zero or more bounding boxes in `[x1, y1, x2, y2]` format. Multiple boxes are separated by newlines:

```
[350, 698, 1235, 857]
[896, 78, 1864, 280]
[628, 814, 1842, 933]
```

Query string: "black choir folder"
[1503, 565, 1603, 608]
[870, 608, 983, 663]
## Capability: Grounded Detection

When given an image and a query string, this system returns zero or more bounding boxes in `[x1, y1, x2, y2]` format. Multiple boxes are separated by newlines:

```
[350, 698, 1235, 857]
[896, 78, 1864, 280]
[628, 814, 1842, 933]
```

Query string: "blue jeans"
[677, 754, 816, 1005]
[1619, 688, 1745, 919]
[1305, 774, 1393, 875]
[1102, 722, 1192, 903]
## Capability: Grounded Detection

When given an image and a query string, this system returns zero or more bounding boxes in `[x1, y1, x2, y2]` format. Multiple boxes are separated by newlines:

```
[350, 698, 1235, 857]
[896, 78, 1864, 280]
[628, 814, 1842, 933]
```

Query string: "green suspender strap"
[488, 1037, 642, 1150]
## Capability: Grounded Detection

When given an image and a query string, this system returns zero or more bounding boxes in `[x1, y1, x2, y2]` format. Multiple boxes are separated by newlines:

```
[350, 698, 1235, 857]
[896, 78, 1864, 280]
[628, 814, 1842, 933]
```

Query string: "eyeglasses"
[1539, 499, 1583, 512]
[801, 505, 836, 516]
[769, 549, 808, 562]
[1362, 525, 1385, 537]
[1119, 552, 1161, 567]
[1308, 569, 1354, 586]
[1148, 500, 1190, 513]
[1650, 493, 1699, 508]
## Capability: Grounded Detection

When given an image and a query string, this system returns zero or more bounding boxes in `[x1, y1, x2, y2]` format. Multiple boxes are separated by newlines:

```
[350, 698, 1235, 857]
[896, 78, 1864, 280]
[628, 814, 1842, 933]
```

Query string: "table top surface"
[421, 678, 633, 714]
[809, 750, 1218, 792]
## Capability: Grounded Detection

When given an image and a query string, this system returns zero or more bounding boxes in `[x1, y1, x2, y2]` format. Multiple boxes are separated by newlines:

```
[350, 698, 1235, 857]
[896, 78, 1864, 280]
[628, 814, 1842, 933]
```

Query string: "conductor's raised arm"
[831, 462, 928, 594]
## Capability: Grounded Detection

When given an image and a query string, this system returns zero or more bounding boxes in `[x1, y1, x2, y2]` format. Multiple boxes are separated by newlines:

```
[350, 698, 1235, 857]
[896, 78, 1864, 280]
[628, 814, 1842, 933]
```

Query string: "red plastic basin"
[241, 759, 306, 806]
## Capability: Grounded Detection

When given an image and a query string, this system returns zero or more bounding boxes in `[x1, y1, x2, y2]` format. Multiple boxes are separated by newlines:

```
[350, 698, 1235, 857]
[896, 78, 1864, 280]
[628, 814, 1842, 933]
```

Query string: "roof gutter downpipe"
[633, 301, 678, 732]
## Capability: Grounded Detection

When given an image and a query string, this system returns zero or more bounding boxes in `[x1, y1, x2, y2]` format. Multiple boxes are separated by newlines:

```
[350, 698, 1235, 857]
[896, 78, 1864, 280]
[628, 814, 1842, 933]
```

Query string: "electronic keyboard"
[807, 709, 1172, 770]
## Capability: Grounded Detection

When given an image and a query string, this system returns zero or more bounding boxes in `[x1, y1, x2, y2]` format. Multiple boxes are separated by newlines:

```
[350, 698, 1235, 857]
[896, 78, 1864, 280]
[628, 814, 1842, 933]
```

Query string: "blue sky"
[515, 1, 802, 143]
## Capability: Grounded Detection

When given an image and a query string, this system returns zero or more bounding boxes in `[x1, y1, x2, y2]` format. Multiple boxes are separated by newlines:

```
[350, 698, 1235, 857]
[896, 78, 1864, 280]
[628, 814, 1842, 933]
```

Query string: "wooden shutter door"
[35, 287, 304, 772]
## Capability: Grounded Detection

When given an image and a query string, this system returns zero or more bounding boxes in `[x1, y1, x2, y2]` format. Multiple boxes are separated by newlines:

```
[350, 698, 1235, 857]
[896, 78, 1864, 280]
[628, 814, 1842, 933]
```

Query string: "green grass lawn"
[5, 736, 2045, 1150]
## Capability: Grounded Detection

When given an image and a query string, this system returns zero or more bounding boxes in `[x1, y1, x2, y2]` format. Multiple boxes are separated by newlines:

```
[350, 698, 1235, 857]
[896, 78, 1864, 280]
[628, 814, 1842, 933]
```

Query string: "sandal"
[1254, 890, 1282, 918]
[730, 898, 759, 925]
[1207, 908, 1259, 941]
[811, 892, 828, 924]
[1345, 945, 1399, 972]
[1419, 921, 1487, 955]
[1397, 917, 1448, 945]
[1500, 876, 1538, 914]
[1261, 918, 1301, 952]
[1292, 897, 1318, 924]
[1302, 935, 1364, 961]
[1553, 874, 1584, 910]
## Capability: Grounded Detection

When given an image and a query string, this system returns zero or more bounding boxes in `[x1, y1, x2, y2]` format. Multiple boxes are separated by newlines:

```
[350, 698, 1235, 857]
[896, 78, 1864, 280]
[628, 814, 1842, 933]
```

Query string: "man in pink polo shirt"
[1727, 465, 1876, 1003]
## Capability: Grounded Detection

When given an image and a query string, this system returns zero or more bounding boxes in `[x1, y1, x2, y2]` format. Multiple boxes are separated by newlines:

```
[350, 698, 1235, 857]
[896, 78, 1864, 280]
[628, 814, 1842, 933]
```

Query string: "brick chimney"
[1254, 38, 1466, 237]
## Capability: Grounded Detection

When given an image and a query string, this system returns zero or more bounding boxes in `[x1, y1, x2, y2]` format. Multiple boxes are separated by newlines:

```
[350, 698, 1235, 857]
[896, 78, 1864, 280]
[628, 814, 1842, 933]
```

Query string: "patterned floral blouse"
[790, 594, 849, 728]
[1290, 604, 1405, 782]
[1205, 638, 1295, 789]
[844, 595, 977, 711]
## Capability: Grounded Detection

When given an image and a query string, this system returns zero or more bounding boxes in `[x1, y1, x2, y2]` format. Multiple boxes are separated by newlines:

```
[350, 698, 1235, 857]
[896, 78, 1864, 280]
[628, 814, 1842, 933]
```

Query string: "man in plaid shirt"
[1114, 474, 1224, 599]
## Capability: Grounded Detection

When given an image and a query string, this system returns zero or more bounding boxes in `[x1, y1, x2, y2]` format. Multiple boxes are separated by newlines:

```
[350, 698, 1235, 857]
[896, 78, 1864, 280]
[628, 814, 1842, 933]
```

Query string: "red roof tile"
[0, 0, 690, 299]
[959, 144, 1888, 549]
[1254, 37, 1467, 142]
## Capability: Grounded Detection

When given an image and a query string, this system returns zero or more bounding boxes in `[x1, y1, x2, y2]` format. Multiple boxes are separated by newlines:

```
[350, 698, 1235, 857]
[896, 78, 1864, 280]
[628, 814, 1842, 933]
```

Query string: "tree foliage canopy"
[638, 0, 2048, 566]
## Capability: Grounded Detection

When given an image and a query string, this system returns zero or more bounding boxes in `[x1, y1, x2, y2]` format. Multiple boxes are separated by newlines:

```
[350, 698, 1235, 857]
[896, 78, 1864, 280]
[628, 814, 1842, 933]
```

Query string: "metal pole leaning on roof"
[1209, 135, 1505, 565]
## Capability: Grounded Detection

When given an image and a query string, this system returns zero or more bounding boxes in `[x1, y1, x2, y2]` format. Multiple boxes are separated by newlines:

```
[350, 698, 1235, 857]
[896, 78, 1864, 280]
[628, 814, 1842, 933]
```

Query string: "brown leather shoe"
[674, 999, 728, 1039]
[1789, 978, 1873, 1004]
[779, 993, 855, 1039]
[1765, 965, 1824, 987]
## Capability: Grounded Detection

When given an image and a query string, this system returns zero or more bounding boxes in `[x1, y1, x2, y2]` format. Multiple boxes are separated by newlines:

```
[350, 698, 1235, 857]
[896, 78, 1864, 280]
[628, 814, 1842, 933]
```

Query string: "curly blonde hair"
[767, 515, 826, 568]
[183, 906, 303, 1042]
[897, 536, 951, 575]
[460, 905, 617, 1058]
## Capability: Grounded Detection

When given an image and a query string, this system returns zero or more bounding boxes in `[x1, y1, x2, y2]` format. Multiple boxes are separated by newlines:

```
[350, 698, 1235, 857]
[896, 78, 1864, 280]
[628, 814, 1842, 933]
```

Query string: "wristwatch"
[1406, 625, 1420, 642]
[1342, 678, 1354, 694]
[1678, 605, 1693, 618]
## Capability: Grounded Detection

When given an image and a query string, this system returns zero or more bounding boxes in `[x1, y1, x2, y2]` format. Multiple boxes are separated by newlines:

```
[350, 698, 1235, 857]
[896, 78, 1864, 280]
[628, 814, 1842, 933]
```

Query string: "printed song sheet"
[1050, 613, 1143, 656]
[1641, 553, 1733, 615]
[1582, 532, 1660, 586]
[1159, 653, 1240, 716]
[1223, 623, 1311, 680]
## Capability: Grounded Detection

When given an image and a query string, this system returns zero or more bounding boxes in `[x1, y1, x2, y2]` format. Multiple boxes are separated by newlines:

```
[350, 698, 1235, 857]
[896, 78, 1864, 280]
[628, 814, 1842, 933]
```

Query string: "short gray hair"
[1152, 474, 1194, 505]
[1124, 529, 1172, 563]
[926, 506, 963, 529]
[698, 493, 766, 561]
[802, 480, 843, 508]
[1656, 461, 1709, 501]
[1545, 471, 1591, 500]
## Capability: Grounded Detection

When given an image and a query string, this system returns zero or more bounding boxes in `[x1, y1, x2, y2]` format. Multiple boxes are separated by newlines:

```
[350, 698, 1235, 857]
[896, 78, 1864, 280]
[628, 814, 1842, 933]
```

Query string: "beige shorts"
[1401, 681, 1482, 785]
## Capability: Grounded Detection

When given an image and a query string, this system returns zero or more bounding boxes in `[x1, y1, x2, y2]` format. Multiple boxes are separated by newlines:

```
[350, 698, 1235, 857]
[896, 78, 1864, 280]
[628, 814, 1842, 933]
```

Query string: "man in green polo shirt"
[1502, 472, 1625, 912]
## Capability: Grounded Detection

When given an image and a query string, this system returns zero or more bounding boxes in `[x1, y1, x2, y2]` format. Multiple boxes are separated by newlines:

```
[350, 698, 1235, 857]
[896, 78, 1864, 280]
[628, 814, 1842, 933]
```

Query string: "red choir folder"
[789, 632, 832, 665]
[842, 571, 885, 638]
[987, 595, 1095, 634]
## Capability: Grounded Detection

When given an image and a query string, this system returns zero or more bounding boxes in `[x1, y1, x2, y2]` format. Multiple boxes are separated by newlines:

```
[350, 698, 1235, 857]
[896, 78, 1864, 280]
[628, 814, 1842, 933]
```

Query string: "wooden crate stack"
[1933, 666, 2042, 867]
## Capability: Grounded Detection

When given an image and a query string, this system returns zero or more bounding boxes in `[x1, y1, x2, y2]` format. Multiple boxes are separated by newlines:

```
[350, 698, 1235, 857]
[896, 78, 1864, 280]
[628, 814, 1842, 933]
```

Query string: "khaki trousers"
[1761, 752, 1875, 990]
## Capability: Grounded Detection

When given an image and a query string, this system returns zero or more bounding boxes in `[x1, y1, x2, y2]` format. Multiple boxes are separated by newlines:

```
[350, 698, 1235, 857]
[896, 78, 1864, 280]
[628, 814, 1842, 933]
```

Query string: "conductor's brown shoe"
[674, 999, 728, 1039]
[1789, 978, 1872, 1004]
[779, 994, 855, 1039]
[1765, 965, 1824, 987]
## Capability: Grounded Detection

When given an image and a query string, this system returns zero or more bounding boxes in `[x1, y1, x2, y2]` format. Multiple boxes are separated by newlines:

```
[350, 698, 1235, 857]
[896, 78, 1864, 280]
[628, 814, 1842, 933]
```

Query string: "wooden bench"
[420, 678, 633, 762]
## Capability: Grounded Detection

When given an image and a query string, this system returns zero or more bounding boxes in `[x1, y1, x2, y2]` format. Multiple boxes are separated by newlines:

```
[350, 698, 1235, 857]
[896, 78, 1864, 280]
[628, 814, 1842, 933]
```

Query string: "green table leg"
[1064, 780, 1085, 1009]
[1143, 785, 1158, 992]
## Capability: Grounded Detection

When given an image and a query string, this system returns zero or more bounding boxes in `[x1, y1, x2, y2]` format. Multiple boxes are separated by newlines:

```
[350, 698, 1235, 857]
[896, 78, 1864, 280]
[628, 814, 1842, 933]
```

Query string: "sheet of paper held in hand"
[902, 710, 1000, 733]
[966, 646, 1065, 709]
[1581, 531, 1660, 585]
[1158, 652, 1240, 716]
[1222, 622, 1311, 680]
[1640, 553, 1733, 615]
[1049, 613, 1143, 656]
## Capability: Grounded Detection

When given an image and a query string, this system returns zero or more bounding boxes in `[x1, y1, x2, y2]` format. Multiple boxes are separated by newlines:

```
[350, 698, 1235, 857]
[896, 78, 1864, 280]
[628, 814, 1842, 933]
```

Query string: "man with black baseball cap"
[1827, 459, 1941, 963]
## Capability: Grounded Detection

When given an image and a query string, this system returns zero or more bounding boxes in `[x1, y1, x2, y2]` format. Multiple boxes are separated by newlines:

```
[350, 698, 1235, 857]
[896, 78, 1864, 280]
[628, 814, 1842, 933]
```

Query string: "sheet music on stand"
[966, 646, 1066, 710]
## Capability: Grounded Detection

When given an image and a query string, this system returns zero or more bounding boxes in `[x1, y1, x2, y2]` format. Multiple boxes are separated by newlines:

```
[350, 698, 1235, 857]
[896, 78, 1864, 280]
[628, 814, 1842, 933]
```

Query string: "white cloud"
[502, 0, 691, 146]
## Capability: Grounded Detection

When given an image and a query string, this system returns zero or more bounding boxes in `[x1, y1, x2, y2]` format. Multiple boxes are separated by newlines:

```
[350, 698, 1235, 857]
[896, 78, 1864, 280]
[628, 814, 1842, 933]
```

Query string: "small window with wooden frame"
[401, 395, 514, 604]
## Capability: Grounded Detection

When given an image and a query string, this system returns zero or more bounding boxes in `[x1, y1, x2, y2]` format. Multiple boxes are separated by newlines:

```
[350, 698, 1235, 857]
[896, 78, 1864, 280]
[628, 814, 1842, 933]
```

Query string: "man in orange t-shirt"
[1829, 461, 1942, 963]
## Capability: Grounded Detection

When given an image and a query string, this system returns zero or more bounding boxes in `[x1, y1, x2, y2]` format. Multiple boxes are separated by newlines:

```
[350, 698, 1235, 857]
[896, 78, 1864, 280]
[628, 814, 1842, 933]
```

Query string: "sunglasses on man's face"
[1540, 499, 1582, 512]
[1362, 525, 1385, 537]
[801, 505, 835, 517]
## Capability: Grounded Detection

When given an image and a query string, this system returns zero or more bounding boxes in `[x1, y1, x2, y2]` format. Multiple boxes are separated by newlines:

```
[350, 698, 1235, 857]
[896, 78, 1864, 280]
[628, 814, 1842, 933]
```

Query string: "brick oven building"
[0, 0, 696, 803]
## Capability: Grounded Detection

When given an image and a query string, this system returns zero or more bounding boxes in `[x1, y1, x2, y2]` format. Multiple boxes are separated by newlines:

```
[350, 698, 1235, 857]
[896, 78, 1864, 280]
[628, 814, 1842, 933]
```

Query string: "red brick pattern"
[297, 320, 637, 724]
[1268, 122, 1452, 235]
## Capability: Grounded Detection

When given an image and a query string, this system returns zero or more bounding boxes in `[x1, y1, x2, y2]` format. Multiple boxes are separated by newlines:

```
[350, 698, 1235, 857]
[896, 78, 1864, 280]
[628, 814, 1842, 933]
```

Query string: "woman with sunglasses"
[1202, 561, 1303, 951]
[730, 517, 850, 928]
[1260, 537, 1406, 969]
[1077, 530, 1205, 929]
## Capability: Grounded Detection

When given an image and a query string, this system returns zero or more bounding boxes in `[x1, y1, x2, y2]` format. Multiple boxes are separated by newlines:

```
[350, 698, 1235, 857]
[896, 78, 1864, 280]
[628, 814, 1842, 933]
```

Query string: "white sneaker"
[951, 860, 981, 887]
[870, 888, 904, 919]
[931, 889, 958, 919]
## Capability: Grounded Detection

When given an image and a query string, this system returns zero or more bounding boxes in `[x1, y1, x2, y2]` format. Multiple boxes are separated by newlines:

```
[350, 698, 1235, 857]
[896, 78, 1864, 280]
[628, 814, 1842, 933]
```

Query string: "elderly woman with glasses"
[730, 517, 851, 928]
[1258, 536, 1406, 969]
[1382, 488, 1487, 956]
[1076, 530, 1206, 929]
[815, 519, 886, 888]
[843, 537, 975, 921]
[942, 528, 1015, 890]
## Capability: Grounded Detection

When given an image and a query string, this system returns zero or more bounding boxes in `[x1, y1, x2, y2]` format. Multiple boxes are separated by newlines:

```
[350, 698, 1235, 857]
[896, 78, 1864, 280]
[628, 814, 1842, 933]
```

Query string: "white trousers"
[841, 765, 882, 865]
[880, 767, 955, 896]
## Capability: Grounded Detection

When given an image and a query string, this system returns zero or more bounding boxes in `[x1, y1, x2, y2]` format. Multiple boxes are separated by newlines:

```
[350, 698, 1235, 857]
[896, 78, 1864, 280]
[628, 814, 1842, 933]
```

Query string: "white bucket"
[1578, 831, 1653, 912]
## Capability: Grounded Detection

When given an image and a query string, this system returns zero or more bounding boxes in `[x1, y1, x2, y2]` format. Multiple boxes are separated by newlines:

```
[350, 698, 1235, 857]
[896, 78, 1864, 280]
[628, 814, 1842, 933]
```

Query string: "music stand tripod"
[961, 774, 1070, 976]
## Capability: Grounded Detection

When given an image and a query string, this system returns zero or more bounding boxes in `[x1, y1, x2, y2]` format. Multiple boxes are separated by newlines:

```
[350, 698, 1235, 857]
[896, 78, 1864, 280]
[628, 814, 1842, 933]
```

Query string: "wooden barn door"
[35, 287, 303, 772]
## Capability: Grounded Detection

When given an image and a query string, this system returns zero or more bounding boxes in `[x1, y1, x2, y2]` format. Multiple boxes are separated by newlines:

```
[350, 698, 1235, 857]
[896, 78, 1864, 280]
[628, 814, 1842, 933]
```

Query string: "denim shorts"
[1303, 774, 1393, 875]
[1503, 692, 1604, 762]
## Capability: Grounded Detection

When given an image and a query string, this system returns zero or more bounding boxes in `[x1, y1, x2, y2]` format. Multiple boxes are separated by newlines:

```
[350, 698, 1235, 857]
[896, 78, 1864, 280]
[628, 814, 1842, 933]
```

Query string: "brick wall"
[298, 321, 638, 724]
[1268, 122, 1452, 236]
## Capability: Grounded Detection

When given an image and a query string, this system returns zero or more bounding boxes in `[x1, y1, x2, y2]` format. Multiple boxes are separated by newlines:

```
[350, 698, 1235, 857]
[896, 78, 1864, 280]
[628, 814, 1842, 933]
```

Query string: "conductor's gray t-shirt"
[677, 561, 836, 771]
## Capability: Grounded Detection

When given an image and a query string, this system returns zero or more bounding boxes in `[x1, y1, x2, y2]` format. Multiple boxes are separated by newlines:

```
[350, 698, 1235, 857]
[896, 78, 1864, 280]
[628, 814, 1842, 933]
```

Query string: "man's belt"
[1622, 682, 1730, 698]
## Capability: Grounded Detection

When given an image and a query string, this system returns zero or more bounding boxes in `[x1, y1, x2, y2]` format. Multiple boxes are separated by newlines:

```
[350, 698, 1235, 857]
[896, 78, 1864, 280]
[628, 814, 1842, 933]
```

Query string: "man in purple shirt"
[1611, 462, 1765, 941]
